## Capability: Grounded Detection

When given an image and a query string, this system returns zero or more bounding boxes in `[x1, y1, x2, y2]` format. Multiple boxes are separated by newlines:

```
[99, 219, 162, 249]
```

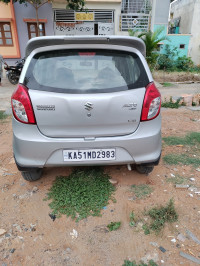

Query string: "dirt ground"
[0, 108, 200, 266]
[153, 71, 200, 83]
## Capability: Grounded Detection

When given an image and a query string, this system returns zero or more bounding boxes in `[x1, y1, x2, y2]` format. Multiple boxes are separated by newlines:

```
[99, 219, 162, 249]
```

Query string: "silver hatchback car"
[11, 36, 161, 181]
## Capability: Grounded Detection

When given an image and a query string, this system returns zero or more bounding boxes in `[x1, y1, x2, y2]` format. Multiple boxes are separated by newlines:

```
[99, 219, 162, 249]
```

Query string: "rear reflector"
[11, 84, 36, 124]
[141, 82, 161, 121]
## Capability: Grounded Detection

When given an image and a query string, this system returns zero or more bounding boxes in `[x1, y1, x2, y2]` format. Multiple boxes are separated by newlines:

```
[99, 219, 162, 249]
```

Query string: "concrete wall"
[14, 2, 54, 60]
[154, 0, 170, 25]
[170, 0, 194, 34]
[189, 1, 200, 64]
[0, 2, 20, 59]
[170, 0, 200, 65]
[0, 2, 12, 17]
[166, 34, 191, 58]
[154, 24, 191, 58]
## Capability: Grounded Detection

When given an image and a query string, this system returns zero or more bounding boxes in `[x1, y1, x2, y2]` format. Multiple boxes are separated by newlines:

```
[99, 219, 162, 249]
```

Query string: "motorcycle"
[4, 58, 25, 85]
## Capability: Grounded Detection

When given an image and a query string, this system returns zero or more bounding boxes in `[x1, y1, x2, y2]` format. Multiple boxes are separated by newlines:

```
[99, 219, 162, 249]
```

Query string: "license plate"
[63, 149, 116, 162]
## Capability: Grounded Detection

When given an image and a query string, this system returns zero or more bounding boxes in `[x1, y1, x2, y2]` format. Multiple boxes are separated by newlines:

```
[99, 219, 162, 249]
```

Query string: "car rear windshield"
[24, 49, 149, 94]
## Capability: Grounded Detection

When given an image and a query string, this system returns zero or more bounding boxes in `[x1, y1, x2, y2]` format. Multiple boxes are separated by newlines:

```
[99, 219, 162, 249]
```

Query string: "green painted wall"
[154, 24, 191, 58]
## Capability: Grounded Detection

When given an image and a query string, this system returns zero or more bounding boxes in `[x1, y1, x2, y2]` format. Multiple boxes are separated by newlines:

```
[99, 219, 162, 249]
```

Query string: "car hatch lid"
[25, 35, 146, 57]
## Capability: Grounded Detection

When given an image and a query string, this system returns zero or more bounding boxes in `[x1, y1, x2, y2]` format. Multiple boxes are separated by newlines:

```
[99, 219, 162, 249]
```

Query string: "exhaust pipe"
[127, 164, 132, 171]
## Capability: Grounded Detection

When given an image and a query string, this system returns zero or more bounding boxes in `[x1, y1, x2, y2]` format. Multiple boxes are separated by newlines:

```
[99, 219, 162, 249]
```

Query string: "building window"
[121, 0, 151, 14]
[27, 22, 45, 39]
[0, 22, 13, 46]
[180, 44, 185, 49]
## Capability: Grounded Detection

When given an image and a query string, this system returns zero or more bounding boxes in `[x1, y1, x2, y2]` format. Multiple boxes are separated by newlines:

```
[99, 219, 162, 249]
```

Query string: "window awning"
[23, 19, 47, 23]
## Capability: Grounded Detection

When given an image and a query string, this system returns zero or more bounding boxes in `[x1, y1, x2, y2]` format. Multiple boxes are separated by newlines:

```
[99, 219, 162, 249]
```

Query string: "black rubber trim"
[14, 156, 42, 172]
[137, 153, 161, 167]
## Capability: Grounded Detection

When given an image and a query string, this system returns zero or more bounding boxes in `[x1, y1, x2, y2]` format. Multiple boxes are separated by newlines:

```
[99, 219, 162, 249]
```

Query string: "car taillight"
[141, 82, 161, 121]
[11, 84, 36, 124]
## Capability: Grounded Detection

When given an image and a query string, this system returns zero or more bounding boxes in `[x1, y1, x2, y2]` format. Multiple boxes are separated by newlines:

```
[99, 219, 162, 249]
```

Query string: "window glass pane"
[6, 39, 12, 45]
[30, 24, 36, 32]
[3, 24, 10, 31]
[39, 24, 43, 30]
[0, 32, 2, 37]
[5, 32, 11, 38]
[39, 32, 44, 36]
[0, 39, 3, 45]
[31, 33, 36, 38]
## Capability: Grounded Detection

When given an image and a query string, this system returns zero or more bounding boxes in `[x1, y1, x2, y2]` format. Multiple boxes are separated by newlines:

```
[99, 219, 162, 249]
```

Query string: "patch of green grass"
[123, 260, 158, 266]
[45, 168, 116, 222]
[131, 184, 153, 199]
[162, 82, 173, 87]
[166, 175, 188, 185]
[123, 260, 138, 266]
[148, 261, 158, 266]
[163, 132, 200, 167]
[163, 132, 200, 146]
[163, 154, 200, 167]
[107, 221, 121, 231]
[143, 199, 178, 234]
[0, 111, 8, 120]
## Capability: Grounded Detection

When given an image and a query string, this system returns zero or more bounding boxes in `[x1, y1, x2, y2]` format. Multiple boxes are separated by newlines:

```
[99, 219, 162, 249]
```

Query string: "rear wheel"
[8, 72, 19, 85]
[135, 165, 154, 175]
[21, 168, 43, 181]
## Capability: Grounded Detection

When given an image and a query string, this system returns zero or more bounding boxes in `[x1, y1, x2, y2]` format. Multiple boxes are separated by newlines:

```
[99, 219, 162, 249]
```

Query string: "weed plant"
[161, 97, 181, 109]
[0, 111, 8, 120]
[123, 260, 158, 266]
[45, 168, 115, 221]
[143, 199, 178, 234]
[142, 224, 150, 235]
[107, 221, 121, 231]
[156, 45, 198, 72]
[129, 211, 136, 227]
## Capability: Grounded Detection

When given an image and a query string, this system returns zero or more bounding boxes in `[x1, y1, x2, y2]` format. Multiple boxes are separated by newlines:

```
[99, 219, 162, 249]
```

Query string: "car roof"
[25, 35, 146, 57]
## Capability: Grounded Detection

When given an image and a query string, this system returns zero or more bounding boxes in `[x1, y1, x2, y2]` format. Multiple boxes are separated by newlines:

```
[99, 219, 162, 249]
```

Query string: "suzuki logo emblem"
[84, 102, 93, 111]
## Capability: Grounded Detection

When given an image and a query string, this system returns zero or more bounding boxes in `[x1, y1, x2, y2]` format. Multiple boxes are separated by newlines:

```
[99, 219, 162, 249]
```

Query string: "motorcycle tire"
[8, 72, 19, 85]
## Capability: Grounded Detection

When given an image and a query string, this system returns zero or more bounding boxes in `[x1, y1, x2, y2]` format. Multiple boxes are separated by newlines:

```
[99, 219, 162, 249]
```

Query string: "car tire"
[21, 168, 43, 181]
[135, 165, 154, 175]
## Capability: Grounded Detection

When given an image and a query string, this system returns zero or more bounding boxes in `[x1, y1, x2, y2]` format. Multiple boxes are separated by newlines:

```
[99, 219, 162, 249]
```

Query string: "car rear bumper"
[13, 114, 162, 169]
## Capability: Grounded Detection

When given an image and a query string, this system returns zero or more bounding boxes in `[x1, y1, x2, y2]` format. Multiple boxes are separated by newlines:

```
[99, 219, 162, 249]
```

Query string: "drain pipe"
[127, 164, 132, 171]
